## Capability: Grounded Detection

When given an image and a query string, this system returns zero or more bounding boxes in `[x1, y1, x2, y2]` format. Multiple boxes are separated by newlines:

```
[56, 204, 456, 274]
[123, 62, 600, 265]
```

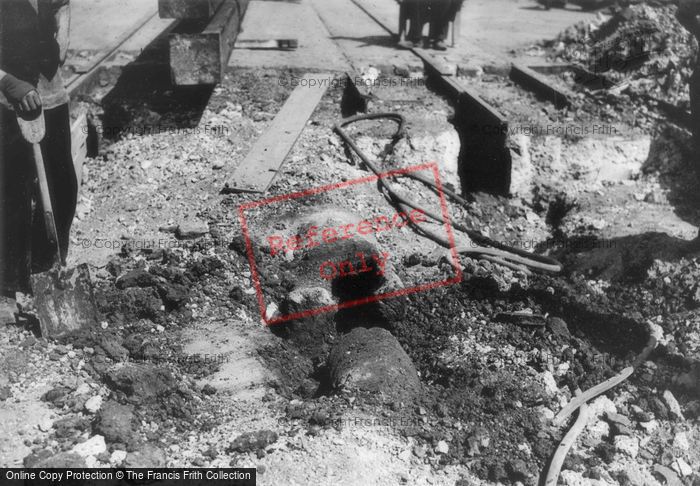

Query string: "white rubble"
[72, 435, 107, 458]
[84, 395, 103, 413]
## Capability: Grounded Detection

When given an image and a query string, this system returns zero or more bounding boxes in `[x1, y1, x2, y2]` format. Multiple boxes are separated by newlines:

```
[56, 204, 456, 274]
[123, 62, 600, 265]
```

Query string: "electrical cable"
[334, 112, 563, 274]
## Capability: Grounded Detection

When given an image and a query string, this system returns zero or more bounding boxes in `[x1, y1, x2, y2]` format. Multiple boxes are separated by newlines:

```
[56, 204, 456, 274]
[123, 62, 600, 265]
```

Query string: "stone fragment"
[435, 441, 449, 454]
[560, 470, 608, 486]
[33, 452, 87, 468]
[175, 221, 209, 240]
[673, 458, 693, 477]
[639, 420, 658, 433]
[508, 134, 532, 198]
[37, 418, 53, 432]
[413, 445, 426, 458]
[23, 449, 53, 467]
[72, 435, 107, 458]
[123, 444, 166, 468]
[653, 464, 682, 486]
[115, 269, 159, 289]
[110, 450, 127, 466]
[546, 317, 570, 339]
[605, 411, 632, 428]
[675, 366, 700, 390]
[662, 390, 685, 420]
[672, 431, 689, 450]
[610, 423, 633, 436]
[506, 459, 529, 482]
[540, 371, 558, 395]
[103, 364, 177, 403]
[228, 430, 278, 453]
[613, 435, 639, 458]
[84, 395, 103, 414]
[94, 400, 135, 444]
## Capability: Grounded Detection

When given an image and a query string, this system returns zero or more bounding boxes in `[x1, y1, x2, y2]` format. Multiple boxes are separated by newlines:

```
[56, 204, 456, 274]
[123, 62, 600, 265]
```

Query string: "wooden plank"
[224, 73, 330, 194]
[234, 38, 298, 49]
[458, 85, 508, 130]
[159, 0, 225, 19]
[169, 0, 250, 85]
[528, 63, 574, 76]
[413, 48, 456, 76]
[510, 63, 572, 109]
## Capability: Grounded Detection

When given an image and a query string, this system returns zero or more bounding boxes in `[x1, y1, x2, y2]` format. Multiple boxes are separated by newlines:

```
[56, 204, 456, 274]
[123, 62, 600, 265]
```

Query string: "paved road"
[69, 0, 159, 51]
[66, 0, 597, 71]
[230, 0, 350, 71]
[460, 0, 598, 59]
[354, 0, 597, 66]
[230, 0, 420, 71]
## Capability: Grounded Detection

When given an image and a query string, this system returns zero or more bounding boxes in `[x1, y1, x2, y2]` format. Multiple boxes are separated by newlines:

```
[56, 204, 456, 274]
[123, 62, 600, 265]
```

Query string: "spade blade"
[30, 263, 100, 338]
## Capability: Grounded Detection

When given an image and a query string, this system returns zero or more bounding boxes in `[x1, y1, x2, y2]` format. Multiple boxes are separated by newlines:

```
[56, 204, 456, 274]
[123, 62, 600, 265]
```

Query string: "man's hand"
[0, 74, 42, 113]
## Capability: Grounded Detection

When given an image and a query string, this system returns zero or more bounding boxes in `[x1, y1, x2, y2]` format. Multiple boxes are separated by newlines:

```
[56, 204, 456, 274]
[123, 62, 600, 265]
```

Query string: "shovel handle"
[32, 143, 63, 264]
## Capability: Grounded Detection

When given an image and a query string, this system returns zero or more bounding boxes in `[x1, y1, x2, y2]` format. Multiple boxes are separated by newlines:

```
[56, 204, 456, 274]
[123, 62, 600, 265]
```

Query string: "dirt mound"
[104, 363, 178, 401]
[547, 4, 696, 106]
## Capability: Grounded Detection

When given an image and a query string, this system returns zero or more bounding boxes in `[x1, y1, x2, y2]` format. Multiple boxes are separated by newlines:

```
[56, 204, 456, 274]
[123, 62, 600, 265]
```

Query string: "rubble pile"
[546, 4, 696, 108]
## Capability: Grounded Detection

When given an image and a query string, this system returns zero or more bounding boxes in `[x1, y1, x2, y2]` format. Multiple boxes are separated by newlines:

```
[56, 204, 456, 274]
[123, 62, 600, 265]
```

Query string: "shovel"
[17, 111, 100, 338]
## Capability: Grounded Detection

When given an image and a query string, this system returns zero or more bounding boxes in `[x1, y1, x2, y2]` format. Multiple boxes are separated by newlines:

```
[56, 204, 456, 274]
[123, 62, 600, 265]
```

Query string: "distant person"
[0, 0, 76, 324]
[400, 0, 463, 50]
[428, 0, 463, 51]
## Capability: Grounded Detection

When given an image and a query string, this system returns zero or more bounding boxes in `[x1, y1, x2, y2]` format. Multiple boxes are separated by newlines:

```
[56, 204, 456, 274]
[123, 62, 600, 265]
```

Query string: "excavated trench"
[263, 265, 650, 481]
[253, 81, 661, 482]
[66, 59, 686, 482]
[255, 210, 653, 482]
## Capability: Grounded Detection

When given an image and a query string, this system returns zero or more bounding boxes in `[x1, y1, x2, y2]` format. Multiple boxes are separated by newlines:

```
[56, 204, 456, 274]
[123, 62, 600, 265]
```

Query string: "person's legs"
[405, 0, 427, 44]
[429, 0, 462, 49]
[428, 0, 451, 48]
[0, 106, 34, 322]
[31, 103, 76, 272]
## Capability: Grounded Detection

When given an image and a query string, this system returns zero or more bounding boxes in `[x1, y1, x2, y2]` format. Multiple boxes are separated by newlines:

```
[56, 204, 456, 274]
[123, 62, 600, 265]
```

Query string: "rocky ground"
[1, 1, 700, 485]
[528, 2, 696, 130]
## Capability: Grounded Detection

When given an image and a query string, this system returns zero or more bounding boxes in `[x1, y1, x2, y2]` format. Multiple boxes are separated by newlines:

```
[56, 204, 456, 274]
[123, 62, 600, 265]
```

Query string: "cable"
[553, 334, 658, 427]
[334, 113, 562, 274]
[545, 389, 589, 486]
